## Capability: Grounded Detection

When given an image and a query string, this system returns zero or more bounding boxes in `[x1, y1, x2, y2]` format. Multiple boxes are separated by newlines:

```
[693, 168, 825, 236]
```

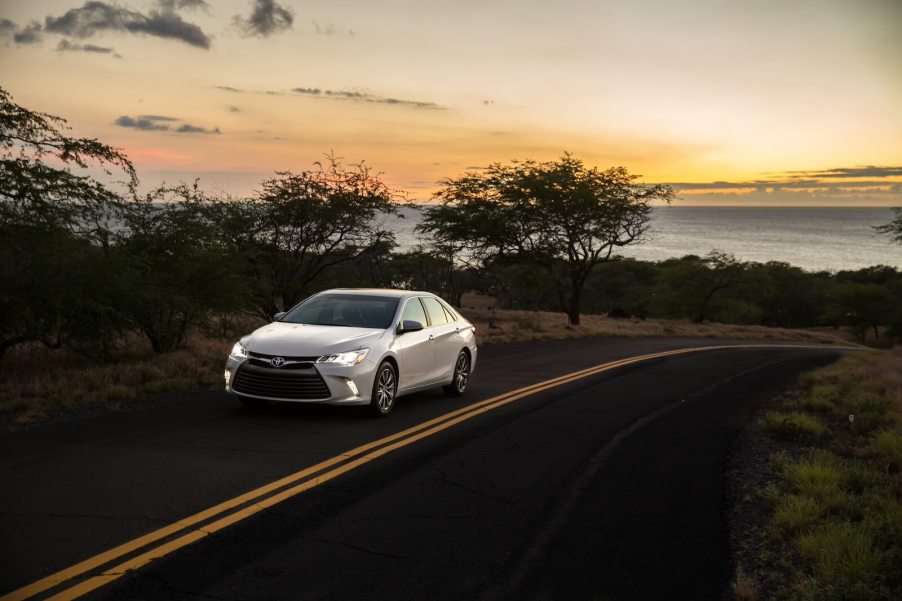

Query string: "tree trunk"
[566, 278, 583, 326]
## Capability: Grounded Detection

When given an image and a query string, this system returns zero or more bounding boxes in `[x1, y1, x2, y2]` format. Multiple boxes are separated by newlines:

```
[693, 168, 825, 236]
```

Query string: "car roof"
[320, 288, 433, 299]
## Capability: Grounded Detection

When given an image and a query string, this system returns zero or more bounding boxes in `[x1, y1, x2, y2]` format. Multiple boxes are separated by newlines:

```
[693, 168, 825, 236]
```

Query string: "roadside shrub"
[761, 411, 827, 442]
[871, 429, 902, 473]
[773, 494, 824, 534]
[845, 394, 893, 435]
[799, 385, 837, 413]
[796, 522, 886, 588]
[784, 451, 849, 511]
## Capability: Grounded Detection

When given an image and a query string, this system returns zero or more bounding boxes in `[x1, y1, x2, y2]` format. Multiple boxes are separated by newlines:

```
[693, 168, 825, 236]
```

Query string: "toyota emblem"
[270, 356, 286, 368]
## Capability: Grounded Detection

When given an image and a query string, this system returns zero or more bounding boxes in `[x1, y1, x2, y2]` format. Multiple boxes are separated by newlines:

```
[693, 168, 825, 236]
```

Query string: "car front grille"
[247, 351, 320, 370]
[232, 363, 331, 400]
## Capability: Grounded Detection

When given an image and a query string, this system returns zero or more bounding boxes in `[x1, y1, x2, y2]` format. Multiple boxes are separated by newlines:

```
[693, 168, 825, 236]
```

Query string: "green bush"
[796, 522, 886, 587]
[784, 451, 849, 511]
[761, 411, 827, 442]
[773, 494, 824, 534]
[871, 429, 902, 472]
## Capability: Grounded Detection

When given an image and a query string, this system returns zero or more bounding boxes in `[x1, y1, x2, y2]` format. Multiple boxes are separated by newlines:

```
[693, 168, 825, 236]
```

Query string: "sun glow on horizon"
[1, 0, 900, 205]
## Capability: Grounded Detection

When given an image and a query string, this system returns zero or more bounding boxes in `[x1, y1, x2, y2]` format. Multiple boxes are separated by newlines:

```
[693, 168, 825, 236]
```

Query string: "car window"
[439, 301, 458, 322]
[400, 298, 428, 327]
[282, 294, 399, 329]
[421, 297, 448, 326]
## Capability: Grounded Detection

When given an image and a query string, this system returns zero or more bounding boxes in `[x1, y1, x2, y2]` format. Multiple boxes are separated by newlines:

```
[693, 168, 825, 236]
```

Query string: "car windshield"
[281, 294, 400, 329]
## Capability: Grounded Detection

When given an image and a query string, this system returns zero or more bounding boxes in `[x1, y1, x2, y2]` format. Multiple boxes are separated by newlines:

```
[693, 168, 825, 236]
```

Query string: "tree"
[0, 87, 135, 359]
[875, 208, 902, 244]
[116, 184, 246, 352]
[418, 154, 673, 325]
[227, 156, 402, 319]
[655, 251, 748, 322]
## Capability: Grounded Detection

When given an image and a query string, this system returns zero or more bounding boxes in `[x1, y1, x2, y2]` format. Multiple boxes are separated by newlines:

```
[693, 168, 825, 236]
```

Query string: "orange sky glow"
[1, 0, 900, 205]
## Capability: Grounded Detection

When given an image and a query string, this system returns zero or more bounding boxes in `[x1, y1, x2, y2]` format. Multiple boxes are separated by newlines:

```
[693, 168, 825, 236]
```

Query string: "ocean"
[377, 206, 901, 272]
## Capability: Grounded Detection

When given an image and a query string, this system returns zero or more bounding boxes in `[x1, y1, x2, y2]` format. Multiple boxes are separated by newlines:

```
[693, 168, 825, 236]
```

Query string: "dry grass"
[735, 348, 902, 599]
[462, 306, 854, 347]
[0, 301, 873, 426]
[0, 336, 231, 425]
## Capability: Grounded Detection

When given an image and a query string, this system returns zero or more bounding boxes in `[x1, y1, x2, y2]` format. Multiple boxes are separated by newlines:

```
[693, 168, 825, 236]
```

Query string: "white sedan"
[224, 289, 477, 416]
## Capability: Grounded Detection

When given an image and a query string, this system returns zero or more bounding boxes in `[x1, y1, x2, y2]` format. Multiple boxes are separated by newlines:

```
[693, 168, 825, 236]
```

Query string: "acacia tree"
[418, 154, 674, 325]
[875, 208, 902, 244]
[235, 156, 402, 319]
[0, 87, 136, 359]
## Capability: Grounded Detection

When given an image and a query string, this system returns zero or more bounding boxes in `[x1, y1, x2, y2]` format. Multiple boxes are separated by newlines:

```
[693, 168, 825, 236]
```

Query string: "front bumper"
[224, 355, 377, 405]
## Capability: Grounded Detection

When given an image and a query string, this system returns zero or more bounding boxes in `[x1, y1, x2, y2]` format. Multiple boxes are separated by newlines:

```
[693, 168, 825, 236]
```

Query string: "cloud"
[312, 21, 354, 37]
[14, 21, 43, 44]
[57, 38, 120, 56]
[2, 20, 44, 44]
[115, 114, 220, 134]
[234, 0, 293, 37]
[228, 105, 241, 112]
[176, 123, 221, 134]
[115, 115, 172, 131]
[215, 85, 244, 93]
[669, 165, 902, 194]
[290, 86, 444, 109]
[156, 0, 209, 11]
[44, 1, 211, 49]
[0, 19, 16, 39]
[780, 166, 902, 179]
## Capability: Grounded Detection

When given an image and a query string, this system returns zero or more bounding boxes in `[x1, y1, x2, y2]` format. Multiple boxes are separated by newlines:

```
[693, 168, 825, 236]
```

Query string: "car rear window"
[282, 294, 399, 329]
[421, 297, 449, 326]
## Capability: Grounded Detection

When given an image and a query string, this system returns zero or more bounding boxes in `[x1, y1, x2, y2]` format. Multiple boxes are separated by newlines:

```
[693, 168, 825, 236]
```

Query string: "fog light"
[345, 378, 359, 397]
[224, 369, 231, 386]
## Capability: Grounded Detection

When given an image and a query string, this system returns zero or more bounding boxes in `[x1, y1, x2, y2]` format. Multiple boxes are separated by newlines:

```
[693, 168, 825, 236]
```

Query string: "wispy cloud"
[156, 0, 209, 11]
[57, 38, 120, 56]
[669, 165, 902, 193]
[779, 166, 902, 179]
[234, 0, 293, 37]
[312, 21, 354, 37]
[44, 1, 211, 49]
[1, 19, 43, 44]
[14, 21, 43, 44]
[290, 87, 444, 109]
[214, 84, 445, 109]
[115, 114, 220, 134]
[665, 166, 902, 205]
[0, 19, 16, 39]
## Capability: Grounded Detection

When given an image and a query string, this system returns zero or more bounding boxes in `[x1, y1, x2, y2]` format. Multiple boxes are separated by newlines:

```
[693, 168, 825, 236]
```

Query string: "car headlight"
[229, 342, 249, 360]
[316, 348, 369, 366]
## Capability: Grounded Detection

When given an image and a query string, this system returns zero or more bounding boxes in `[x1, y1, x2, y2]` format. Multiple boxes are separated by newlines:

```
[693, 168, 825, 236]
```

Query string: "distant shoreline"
[383, 206, 900, 272]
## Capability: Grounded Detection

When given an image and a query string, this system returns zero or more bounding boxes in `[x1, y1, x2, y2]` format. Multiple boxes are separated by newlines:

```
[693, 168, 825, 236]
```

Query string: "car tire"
[238, 395, 269, 410]
[369, 361, 397, 417]
[443, 350, 470, 396]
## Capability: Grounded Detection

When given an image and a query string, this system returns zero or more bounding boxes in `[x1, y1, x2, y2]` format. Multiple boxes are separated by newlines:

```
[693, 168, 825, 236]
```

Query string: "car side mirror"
[273, 312, 286, 321]
[398, 319, 424, 334]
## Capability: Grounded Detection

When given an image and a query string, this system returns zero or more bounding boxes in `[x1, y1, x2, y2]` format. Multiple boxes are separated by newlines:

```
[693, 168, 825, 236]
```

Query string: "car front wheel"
[370, 362, 397, 416]
[443, 350, 470, 396]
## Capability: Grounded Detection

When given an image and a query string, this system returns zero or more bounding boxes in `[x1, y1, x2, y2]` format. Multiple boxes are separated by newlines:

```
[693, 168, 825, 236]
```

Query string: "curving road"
[0, 337, 854, 601]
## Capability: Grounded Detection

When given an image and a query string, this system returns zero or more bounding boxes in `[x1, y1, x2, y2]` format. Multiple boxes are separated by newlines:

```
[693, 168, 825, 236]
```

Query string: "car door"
[394, 297, 435, 392]
[420, 296, 461, 383]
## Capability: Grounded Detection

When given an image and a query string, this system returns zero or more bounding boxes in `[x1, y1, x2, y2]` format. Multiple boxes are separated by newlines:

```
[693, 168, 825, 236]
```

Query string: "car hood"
[243, 322, 386, 357]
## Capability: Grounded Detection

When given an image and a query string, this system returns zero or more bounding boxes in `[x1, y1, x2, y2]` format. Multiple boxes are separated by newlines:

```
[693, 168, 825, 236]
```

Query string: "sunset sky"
[1, 0, 901, 205]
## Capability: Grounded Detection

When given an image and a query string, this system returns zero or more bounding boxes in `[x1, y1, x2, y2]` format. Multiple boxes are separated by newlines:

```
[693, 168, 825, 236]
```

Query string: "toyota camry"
[224, 289, 477, 416]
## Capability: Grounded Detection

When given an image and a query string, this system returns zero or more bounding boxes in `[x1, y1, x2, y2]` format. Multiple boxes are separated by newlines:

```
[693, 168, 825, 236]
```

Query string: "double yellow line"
[2, 343, 855, 601]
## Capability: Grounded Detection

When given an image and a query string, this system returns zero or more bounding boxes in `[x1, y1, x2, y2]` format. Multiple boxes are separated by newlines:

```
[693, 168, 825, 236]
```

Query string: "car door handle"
[429, 334, 435, 341]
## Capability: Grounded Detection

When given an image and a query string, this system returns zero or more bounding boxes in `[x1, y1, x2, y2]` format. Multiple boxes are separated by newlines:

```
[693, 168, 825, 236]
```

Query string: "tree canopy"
[875, 208, 902, 244]
[418, 154, 674, 324]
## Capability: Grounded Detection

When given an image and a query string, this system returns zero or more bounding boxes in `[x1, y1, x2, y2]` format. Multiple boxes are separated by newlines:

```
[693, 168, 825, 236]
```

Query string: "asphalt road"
[0, 337, 852, 601]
